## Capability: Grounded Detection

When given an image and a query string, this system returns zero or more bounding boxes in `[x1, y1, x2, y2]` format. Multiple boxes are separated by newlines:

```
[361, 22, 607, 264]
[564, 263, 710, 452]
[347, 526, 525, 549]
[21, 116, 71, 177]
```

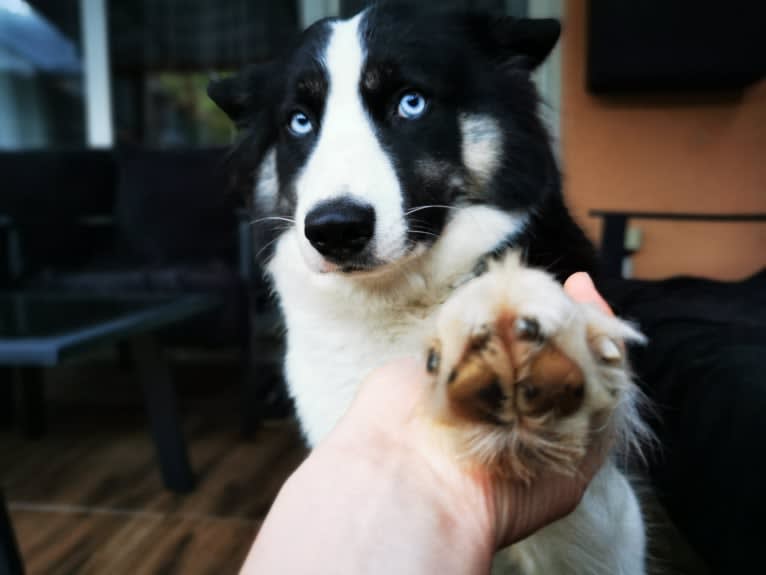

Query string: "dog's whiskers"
[404, 204, 459, 216]
[249, 216, 296, 227]
[408, 229, 438, 239]
[255, 236, 283, 260]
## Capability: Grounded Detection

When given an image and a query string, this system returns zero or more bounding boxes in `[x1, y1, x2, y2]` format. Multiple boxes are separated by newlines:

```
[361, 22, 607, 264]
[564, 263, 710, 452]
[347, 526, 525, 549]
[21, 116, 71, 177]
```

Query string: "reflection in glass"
[0, 0, 83, 149]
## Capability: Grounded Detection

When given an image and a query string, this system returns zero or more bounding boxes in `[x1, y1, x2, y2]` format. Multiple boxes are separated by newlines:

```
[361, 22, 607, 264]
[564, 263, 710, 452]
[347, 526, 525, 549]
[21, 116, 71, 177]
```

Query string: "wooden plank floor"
[0, 362, 307, 575]
[0, 362, 708, 575]
[10, 508, 258, 575]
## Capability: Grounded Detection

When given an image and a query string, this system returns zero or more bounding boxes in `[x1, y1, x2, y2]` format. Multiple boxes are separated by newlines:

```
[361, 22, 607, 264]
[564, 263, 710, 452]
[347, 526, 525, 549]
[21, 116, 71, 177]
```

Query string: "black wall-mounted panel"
[587, 0, 765, 93]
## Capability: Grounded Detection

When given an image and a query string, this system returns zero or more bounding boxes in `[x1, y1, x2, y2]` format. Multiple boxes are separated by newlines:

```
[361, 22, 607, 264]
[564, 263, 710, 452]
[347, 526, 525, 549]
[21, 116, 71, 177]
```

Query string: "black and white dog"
[210, 4, 647, 573]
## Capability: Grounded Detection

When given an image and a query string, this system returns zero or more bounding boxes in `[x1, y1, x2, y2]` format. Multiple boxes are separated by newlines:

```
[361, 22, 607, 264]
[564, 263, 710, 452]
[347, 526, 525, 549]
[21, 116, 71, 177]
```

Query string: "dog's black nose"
[305, 198, 375, 261]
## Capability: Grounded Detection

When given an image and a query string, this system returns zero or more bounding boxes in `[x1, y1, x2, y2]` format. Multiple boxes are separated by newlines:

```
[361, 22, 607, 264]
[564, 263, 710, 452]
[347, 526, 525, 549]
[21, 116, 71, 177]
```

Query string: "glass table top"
[0, 293, 219, 365]
[1, 295, 171, 338]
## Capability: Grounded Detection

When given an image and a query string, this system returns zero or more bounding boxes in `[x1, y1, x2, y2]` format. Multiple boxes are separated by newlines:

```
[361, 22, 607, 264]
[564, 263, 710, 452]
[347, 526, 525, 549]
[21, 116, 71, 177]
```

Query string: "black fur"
[208, 3, 596, 279]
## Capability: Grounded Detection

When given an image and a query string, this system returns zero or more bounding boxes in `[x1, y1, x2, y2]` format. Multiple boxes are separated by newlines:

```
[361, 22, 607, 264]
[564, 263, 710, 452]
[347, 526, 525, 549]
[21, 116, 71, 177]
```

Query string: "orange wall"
[561, 0, 766, 280]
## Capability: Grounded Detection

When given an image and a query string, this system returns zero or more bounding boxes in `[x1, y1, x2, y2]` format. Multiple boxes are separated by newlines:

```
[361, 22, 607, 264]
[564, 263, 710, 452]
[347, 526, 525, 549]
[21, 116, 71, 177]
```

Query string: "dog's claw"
[593, 335, 622, 364]
[426, 347, 441, 373]
[514, 317, 542, 341]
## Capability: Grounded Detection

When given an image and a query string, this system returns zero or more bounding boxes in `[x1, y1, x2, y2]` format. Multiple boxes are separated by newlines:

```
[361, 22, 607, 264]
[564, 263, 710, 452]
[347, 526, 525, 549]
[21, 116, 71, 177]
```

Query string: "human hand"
[242, 272, 616, 575]
[326, 271, 614, 549]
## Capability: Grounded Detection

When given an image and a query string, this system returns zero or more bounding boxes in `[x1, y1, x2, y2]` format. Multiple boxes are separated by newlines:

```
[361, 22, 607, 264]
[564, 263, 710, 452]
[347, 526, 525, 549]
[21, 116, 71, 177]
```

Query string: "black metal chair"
[0, 488, 23, 575]
[589, 210, 766, 277]
[0, 148, 285, 440]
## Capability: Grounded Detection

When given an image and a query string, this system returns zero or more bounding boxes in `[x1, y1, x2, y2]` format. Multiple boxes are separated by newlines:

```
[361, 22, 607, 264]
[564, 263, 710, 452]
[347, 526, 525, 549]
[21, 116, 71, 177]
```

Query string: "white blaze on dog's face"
[294, 14, 407, 273]
[208, 6, 562, 275]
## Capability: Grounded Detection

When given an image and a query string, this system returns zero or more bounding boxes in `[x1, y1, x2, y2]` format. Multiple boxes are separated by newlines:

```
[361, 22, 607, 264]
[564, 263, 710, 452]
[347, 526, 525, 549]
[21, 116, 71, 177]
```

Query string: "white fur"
[293, 14, 408, 273]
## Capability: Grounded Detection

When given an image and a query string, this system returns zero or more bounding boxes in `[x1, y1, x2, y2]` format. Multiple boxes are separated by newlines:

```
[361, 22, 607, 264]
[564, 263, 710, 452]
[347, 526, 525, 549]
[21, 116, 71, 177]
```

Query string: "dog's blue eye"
[288, 112, 313, 136]
[398, 92, 427, 119]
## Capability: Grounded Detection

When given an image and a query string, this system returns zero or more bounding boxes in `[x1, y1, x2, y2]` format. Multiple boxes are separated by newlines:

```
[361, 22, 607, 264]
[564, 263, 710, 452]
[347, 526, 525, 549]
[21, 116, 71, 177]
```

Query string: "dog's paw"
[425, 252, 645, 482]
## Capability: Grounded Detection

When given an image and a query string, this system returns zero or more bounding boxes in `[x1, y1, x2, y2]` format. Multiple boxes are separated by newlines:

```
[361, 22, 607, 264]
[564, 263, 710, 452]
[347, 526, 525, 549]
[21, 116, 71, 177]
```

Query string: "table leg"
[0, 369, 14, 430]
[117, 341, 134, 373]
[18, 369, 44, 440]
[0, 489, 24, 575]
[240, 356, 260, 437]
[130, 336, 195, 493]
[239, 312, 260, 436]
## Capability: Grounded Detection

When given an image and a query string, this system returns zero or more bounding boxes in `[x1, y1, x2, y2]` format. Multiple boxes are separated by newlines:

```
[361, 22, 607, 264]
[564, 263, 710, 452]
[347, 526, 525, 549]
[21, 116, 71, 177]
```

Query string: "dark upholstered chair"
[1, 148, 247, 346]
[0, 148, 281, 431]
[592, 211, 766, 572]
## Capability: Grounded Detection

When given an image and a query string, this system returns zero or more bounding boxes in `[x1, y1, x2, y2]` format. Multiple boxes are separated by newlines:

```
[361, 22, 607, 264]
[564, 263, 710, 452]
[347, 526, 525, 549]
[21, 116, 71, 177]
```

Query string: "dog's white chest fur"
[268, 205, 524, 444]
[278, 281, 427, 442]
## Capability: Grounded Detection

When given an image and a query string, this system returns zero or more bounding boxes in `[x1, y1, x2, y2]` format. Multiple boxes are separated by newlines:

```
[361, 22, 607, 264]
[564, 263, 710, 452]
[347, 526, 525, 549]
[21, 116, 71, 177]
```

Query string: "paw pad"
[515, 346, 585, 417]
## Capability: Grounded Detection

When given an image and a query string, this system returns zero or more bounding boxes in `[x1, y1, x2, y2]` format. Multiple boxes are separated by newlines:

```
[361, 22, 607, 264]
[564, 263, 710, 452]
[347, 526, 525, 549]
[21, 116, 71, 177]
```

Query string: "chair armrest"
[589, 210, 766, 278]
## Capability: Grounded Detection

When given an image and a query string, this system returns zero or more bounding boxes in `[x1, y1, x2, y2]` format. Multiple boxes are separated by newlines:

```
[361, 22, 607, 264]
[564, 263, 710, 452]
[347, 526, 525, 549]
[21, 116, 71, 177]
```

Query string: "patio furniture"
[0, 488, 23, 575]
[0, 292, 219, 493]
[0, 147, 282, 433]
[592, 210, 766, 571]
[589, 210, 766, 278]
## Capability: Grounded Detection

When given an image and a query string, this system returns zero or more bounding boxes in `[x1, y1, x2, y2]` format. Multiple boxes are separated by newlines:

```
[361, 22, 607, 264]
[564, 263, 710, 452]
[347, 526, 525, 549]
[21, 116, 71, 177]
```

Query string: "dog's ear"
[497, 17, 560, 69]
[471, 16, 561, 70]
[208, 63, 275, 127]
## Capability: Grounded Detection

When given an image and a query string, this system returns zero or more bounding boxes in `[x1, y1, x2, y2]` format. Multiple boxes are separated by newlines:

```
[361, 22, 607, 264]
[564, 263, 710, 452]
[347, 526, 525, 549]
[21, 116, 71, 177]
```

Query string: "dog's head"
[209, 4, 560, 275]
